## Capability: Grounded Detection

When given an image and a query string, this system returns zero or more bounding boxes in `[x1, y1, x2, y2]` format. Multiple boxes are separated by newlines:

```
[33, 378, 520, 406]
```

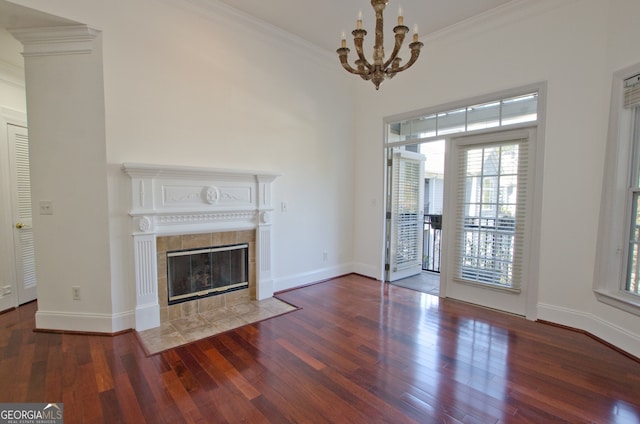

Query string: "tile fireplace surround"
[123, 163, 279, 331]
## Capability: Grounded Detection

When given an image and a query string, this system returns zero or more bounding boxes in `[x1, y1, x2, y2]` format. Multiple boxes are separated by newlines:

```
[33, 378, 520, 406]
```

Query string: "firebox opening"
[167, 243, 249, 305]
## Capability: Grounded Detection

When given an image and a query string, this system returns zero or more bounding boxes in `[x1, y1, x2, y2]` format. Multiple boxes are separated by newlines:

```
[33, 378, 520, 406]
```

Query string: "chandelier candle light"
[337, 0, 423, 90]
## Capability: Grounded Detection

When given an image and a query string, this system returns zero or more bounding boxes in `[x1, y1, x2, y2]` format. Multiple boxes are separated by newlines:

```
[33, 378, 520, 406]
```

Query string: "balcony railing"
[423, 214, 442, 273]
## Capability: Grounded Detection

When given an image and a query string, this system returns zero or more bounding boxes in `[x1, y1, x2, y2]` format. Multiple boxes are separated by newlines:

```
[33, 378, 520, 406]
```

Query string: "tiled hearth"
[138, 296, 297, 355]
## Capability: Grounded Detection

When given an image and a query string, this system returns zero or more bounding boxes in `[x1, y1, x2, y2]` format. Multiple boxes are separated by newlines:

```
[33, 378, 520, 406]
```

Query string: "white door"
[386, 148, 426, 282]
[443, 128, 535, 316]
[8, 124, 37, 304]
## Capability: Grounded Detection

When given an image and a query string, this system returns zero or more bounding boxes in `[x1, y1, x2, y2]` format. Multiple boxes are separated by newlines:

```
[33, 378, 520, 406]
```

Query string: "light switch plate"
[39, 200, 53, 215]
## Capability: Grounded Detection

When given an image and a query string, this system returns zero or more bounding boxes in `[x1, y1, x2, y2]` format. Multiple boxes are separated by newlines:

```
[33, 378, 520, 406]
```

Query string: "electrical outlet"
[72, 286, 80, 300]
[323, 251, 328, 262]
[2, 285, 11, 296]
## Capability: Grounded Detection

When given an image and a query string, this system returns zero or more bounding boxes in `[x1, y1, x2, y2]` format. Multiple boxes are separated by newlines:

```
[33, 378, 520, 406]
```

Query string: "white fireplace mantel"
[123, 163, 279, 331]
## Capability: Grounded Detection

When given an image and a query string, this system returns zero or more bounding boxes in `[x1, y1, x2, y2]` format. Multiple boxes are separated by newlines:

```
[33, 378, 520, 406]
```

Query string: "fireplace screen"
[167, 243, 249, 304]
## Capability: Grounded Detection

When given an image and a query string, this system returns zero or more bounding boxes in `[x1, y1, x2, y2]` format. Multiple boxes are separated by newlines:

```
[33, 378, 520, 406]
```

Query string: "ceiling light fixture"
[337, 0, 423, 90]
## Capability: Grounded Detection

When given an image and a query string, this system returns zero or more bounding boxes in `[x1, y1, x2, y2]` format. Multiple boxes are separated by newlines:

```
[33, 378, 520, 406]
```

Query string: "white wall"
[7, 0, 355, 330]
[352, 0, 640, 357]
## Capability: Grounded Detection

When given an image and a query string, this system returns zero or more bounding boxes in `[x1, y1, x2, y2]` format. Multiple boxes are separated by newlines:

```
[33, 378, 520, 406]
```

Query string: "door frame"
[441, 127, 537, 317]
[0, 108, 27, 311]
[381, 83, 546, 320]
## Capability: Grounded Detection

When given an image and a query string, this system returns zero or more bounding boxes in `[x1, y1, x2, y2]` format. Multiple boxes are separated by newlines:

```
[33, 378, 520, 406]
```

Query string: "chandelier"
[337, 0, 423, 90]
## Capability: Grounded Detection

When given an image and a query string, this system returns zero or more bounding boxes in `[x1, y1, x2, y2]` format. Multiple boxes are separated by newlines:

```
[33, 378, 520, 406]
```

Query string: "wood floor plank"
[1, 275, 639, 423]
[89, 337, 114, 393]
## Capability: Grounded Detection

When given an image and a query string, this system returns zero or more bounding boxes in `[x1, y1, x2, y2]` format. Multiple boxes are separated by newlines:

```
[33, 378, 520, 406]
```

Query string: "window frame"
[594, 63, 640, 316]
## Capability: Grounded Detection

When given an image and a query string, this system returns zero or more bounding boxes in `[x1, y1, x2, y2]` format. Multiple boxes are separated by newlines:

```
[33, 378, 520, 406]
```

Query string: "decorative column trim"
[133, 234, 160, 331]
[256, 175, 275, 300]
[9, 25, 99, 57]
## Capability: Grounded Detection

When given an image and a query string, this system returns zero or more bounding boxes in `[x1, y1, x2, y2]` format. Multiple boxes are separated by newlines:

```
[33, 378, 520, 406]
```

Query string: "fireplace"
[167, 243, 249, 304]
[123, 163, 279, 331]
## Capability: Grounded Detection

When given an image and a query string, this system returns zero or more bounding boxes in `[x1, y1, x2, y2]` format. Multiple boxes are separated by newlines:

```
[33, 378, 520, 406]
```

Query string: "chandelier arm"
[382, 25, 408, 70]
[340, 60, 370, 76]
[337, 48, 371, 76]
[352, 30, 373, 71]
[386, 41, 423, 75]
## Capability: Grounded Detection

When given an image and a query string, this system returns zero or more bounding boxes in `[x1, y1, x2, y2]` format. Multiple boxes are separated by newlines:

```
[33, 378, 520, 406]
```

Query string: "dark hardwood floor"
[1, 274, 640, 423]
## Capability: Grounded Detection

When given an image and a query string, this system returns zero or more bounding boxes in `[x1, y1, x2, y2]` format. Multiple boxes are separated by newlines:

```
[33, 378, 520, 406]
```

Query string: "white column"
[11, 25, 116, 333]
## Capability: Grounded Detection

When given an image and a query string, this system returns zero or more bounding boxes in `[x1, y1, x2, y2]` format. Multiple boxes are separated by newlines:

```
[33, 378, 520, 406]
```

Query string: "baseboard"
[0, 306, 16, 316]
[273, 263, 353, 293]
[34, 328, 132, 337]
[135, 302, 161, 332]
[112, 309, 135, 333]
[36, 309, 134, 334]
[537, 302, 640, 360]
[351, 262, 380, 280]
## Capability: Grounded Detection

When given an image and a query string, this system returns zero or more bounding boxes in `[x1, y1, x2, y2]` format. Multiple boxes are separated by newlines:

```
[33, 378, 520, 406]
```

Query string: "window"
[595, 64, 640, 315]
[388, 93, 538, 143]
[626, 108, 640, 296]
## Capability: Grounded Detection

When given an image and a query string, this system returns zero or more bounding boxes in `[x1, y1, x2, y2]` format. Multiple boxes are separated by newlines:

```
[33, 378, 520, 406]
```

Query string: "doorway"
[0, 24, 35, 310]
[383, 88, 543, 317]
[385, 139, 445, 295]
[0, 121, 36, 310]
[8, 124, 36, 305]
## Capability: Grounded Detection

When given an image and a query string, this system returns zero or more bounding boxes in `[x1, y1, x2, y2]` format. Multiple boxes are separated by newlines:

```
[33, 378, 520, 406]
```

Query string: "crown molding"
[156, 0, 336, 70]
[425, 0, 581, 44]
[8, 25, 100, 57]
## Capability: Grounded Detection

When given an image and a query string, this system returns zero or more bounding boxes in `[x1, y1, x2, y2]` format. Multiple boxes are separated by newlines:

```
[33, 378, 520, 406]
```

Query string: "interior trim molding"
[537, 302, 640, 360]
[9, 25, 99, 57]
[34, 327, 132, 337]
[159, 0, 336, 70]
[35, 309, 128, 334]
[273, 263, 353, 294]
[537, 319, 640, 364]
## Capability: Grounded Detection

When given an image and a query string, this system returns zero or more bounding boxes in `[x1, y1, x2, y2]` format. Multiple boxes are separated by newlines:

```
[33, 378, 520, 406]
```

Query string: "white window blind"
[454, 139, 528, 290]
[624, 74, 640, 109]
[391, 154, 423, 271]
[625, 107, 640, 296]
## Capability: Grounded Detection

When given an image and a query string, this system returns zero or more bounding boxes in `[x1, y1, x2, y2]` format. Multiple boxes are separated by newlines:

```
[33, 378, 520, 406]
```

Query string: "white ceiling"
[215, 0, 514, 53]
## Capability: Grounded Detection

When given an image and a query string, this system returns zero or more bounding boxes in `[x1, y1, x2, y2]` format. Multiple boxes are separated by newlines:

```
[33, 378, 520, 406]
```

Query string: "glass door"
[386, 148, 425, 282]
[443, 128, 535, 316]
